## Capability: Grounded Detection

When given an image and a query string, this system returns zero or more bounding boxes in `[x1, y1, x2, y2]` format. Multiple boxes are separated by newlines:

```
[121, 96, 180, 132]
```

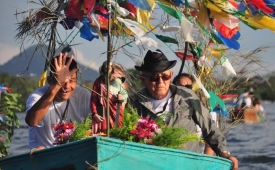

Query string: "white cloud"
[0, 43, 20, 65]
[73, 49, 99, 70]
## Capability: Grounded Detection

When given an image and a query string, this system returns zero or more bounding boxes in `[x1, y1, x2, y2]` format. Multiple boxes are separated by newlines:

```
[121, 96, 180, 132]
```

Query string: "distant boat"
[0, 136, 232, 170]
[219, 94, 265, 124]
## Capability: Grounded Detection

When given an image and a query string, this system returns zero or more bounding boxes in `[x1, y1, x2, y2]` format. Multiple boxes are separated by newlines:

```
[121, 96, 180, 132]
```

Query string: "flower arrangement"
[53, 115, 105, 145]
[111, 105, 201, 149]
[53, 106, 200, 149]
[53, 120, 76, 145]
[130, 117, 162, 145]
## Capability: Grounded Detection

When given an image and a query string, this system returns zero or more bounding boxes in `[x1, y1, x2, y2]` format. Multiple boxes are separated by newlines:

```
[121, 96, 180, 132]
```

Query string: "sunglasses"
[117, 77, 126, 83]
[142, 73, 172, 82]
[182, 84, 192, 89]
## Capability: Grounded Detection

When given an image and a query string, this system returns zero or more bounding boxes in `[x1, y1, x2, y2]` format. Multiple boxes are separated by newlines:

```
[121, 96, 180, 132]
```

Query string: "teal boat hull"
[0, 136, 232, 170]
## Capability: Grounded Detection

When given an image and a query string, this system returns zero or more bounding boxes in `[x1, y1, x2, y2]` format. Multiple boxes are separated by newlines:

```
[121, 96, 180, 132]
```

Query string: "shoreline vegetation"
[1, 69, 275, 111]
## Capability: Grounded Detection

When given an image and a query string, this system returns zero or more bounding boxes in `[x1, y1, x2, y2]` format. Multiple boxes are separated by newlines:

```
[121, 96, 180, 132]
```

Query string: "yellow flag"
[199, 3, 211, 30]
[204, 0, 222, 13]
[112, 18, 135, 36]
[158, 0, 174, 7]
[208, 47, 226, 59]
[38, 70, 47, 87]
[241, 11, 275, 31]
[137, 0, 156, 31]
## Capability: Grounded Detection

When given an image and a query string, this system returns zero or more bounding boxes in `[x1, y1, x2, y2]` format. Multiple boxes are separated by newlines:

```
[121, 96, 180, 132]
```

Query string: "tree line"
[0, 71, 274, 112]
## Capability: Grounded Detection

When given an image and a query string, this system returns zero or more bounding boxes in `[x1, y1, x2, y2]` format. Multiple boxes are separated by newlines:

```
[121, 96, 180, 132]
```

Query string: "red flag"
[175, 52, 197, 61]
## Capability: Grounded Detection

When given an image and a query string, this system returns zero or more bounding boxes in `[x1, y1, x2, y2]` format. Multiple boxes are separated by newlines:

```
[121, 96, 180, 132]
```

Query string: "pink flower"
[53, 120, 75, 145]
[131, 117, 161, 144]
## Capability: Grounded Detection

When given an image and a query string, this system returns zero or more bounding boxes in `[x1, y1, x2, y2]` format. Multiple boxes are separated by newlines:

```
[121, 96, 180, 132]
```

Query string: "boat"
[219, 94, 265, 124]
[0, 136, 232, 170]
[3, 0, 273, 168]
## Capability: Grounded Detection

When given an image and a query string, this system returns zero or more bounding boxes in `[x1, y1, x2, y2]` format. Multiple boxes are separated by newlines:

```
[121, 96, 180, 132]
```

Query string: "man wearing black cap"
[130, 49, 238, 169]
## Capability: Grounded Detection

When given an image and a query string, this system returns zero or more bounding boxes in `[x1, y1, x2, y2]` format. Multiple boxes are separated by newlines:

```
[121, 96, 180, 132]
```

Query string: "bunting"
[137, 0, 156, 31]
[157, 2, 195, 42]
[155, 34, 178, 44]
[38, 69, 47, 87]
[116, 17, 160, 48]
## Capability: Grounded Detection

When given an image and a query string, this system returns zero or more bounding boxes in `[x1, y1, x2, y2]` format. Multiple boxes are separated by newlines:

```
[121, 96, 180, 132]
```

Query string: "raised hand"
[53, 53, 77, 86]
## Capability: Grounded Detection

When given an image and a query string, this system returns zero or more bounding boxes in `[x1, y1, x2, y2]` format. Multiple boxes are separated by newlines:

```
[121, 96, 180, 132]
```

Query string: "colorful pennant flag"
[208, 90, 227, 114]
[221, 58, 236, 75]
[80, 18, 99, 41]
[0, 84, 12, 93]
[38, 69, 47, 87]
[108, 0, 134, 17]
[155, 34, 178, 44]
[116, 17, 160, 48]
[136, 0, 156, 31]
[192, 74, 210, 98]
[159, 24, 181, 32]
[128, 0, 152, 11]
[175, 52, 197, 60]
[157, 2, 195, 42]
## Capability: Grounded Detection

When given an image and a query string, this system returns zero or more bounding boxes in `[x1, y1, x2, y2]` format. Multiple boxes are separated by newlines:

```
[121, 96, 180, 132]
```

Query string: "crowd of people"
[25, 50, 238, 169]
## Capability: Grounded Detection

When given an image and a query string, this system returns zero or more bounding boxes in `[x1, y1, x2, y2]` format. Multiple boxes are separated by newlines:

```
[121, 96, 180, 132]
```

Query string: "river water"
[9, 103, 275, 170]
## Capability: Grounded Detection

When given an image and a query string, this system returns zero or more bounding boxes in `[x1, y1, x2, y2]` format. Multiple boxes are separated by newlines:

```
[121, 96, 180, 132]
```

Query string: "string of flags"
[32, 0, 275, 113]
[33, 0, 275, 77]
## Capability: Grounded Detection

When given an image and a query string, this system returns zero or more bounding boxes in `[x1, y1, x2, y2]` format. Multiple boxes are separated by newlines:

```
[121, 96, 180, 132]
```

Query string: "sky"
[1, 0, 275, 77]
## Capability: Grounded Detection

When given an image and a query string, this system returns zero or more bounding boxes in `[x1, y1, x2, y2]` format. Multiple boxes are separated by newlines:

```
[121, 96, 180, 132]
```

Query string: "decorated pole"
[106, 1, 112, 137]
[38, 0, 64, 87]
[177, 42, 189, 76]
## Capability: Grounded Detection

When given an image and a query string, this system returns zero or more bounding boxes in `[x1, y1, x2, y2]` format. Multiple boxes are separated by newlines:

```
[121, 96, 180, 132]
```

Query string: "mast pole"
[178, 42, 189, 76]
[106, 2, 112, 137]
[43, 0, 63, 84]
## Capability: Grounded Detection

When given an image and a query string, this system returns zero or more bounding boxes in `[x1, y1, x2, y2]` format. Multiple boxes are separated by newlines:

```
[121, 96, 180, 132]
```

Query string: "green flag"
[155, 34, 178, 44]
[157, 2, 195, 42]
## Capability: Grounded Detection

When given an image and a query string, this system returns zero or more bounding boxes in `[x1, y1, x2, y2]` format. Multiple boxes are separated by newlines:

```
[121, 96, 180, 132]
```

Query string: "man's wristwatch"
[221, 151, 231, 158]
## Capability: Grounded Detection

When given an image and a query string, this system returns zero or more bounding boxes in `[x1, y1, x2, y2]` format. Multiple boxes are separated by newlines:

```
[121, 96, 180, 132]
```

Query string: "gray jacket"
[129, 85, 228, 156]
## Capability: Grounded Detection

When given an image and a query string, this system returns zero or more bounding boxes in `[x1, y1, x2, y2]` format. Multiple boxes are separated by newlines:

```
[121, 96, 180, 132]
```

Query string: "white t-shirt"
[150, 90, 173, 124]
[26, 85, 91, 149]
[245, 97, 252, 107]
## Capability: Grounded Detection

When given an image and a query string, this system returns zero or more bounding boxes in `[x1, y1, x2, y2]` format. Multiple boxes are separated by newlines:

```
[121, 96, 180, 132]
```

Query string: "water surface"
[9, 103, 275, 169]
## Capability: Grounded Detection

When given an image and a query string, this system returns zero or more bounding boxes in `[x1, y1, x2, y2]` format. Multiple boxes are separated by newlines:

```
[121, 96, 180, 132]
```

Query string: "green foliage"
[0, 73, 39, 111]
[110, 105, 139, 141]
[0, 92, 22, 158]
[110, 105, 200, 149]
[70, 115, 92, 142]
[152, 113, 201, 149]
[153, 126, 201, 149]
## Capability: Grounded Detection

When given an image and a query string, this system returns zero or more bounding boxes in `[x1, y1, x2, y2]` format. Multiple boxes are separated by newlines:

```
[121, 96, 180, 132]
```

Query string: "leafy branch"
[0, 92, 22, 159]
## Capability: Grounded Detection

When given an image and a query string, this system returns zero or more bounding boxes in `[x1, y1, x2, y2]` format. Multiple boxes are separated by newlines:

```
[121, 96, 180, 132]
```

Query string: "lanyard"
[53, 99, 70, 124]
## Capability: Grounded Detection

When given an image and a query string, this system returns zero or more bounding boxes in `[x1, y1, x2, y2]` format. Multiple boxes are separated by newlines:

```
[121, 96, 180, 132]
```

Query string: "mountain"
[0, 45, 99, 81]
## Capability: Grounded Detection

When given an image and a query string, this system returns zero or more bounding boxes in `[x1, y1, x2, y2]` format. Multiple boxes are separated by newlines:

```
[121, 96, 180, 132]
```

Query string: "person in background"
[130, 49, 238, 169]
[253, 98, 265, 121]
[253, 98, 265, 113]
[236, 87, 254, 110]
[25, 53, 91, 149]
[173, 73, 216, 156]
[91, 61, 128, 134]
